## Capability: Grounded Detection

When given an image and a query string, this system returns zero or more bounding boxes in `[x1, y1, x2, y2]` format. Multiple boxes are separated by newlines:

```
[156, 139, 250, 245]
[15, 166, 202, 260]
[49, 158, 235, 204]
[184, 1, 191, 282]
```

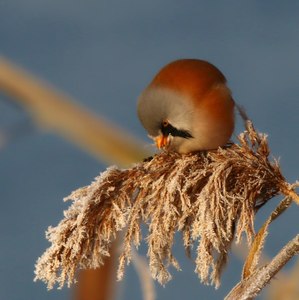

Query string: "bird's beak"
[155, 135, 169, 149]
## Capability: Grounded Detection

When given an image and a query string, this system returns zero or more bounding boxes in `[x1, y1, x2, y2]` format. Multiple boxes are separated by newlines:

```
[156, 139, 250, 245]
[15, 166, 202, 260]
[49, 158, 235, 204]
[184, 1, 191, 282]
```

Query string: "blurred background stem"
[0, 57, 151, 300]
[0, 57, 150, 166]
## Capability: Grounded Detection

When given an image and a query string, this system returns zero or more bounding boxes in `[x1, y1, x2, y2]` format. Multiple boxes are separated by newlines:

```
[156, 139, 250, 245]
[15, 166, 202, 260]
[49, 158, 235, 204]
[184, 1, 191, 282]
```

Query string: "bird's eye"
[162, 120, 169, 127]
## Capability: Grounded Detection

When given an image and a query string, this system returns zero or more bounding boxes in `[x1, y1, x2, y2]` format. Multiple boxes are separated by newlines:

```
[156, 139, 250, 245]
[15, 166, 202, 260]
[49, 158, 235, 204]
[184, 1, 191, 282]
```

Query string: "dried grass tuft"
[34, 121, 297, 290]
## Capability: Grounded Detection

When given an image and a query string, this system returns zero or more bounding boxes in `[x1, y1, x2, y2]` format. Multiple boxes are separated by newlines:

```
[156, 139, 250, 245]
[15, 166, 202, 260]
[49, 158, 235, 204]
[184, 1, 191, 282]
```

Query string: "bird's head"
[137, 59, 235, 154]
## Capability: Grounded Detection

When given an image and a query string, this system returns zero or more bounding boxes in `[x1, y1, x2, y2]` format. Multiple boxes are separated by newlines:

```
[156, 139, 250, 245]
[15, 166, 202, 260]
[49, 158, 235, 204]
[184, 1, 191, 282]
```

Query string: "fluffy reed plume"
[34, 121, 298, 293]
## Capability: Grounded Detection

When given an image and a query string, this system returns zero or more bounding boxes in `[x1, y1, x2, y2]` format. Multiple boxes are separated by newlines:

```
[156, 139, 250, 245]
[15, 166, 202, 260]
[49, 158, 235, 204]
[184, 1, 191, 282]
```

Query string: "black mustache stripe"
[161, 123, 193, 139]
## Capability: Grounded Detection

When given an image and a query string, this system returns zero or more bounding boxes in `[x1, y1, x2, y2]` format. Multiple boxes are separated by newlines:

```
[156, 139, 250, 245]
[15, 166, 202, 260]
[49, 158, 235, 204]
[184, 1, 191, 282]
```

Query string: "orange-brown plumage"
[150, 59, 227, 100]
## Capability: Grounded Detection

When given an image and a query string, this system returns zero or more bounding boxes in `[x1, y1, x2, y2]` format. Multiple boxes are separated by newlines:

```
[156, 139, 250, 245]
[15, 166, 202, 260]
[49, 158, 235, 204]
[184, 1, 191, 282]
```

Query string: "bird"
[137, 59, 235, 154]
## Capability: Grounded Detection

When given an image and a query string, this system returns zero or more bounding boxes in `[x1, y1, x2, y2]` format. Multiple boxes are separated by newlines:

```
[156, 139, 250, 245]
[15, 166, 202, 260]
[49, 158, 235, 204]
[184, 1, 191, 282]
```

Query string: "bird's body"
[137, 59, 235, 153]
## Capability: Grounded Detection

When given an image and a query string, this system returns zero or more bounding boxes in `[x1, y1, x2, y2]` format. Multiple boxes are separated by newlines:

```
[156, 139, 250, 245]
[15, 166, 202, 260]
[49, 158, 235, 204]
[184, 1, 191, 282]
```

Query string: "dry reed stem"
[34, 121, 298, 294]
[225, 234, 299, 300]
[265, 256, 299, 300]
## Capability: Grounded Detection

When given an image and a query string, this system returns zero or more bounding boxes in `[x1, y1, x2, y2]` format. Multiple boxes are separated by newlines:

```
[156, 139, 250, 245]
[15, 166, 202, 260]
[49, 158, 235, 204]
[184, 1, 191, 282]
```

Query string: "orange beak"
[155, 135, 169, 149]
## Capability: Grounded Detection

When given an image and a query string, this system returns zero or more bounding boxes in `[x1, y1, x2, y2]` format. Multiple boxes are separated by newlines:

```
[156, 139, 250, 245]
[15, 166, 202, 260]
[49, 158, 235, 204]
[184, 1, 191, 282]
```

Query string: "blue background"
[0, 1, 299, 299]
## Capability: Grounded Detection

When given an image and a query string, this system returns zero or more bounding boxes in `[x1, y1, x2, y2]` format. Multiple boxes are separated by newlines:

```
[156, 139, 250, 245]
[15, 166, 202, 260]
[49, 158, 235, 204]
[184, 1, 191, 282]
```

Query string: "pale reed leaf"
[242, 196, 292, 279]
